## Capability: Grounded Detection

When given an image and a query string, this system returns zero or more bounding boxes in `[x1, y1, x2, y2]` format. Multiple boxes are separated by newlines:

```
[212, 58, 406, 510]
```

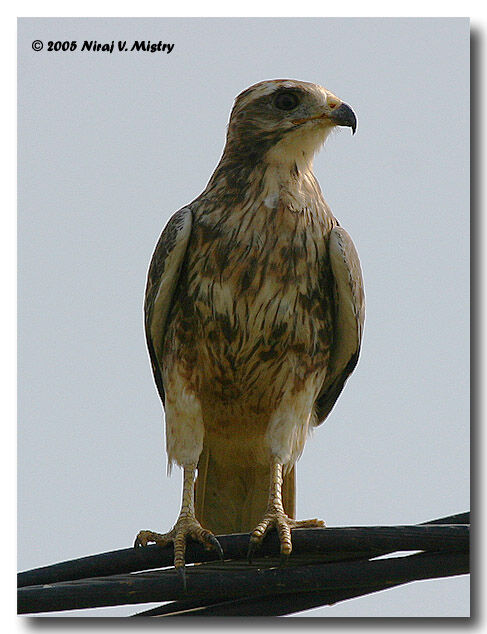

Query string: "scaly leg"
[248, 461, 325, 563]
[134, 463, 223, 569]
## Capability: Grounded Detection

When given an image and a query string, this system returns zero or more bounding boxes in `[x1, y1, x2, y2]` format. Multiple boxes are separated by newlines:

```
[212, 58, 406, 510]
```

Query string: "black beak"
[330, 102, 357, 135]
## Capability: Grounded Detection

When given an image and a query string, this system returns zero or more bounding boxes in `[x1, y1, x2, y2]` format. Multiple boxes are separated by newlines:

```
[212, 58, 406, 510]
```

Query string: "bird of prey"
[135, 79, 365, 568]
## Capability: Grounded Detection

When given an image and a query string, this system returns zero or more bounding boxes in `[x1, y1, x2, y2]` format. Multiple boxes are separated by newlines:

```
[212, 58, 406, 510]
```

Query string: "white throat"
[259, 125, 332, 210]
[264, 123, 332, 172]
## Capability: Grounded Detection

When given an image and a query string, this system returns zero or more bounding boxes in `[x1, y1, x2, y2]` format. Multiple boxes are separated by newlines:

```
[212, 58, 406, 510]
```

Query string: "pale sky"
[18, 17, 469, 617]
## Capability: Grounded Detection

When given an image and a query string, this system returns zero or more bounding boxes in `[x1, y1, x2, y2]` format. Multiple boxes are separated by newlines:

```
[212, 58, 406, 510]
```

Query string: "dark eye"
[273, 91, 300, 111]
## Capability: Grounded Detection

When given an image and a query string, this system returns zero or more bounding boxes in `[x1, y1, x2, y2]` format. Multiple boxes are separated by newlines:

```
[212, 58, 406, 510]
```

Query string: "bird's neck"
[197, 152, 334, 236]
[259, 159, 319, 213]
[205, 146, 326, 214]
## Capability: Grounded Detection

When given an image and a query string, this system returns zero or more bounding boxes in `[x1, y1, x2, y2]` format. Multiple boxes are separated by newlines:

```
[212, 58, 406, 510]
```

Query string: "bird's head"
[224, 79, 357, 168]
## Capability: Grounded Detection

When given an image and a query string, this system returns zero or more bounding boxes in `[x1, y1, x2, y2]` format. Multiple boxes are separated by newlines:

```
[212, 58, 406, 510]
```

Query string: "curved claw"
[176, 564, 187, 592]
[247, 538, 260, 565]
[206, 533, 225, 561]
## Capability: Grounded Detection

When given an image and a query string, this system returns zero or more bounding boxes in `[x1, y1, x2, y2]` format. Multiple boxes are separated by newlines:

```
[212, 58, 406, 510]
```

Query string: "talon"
[134, 465, 220, 570]
[133, 530, 154, 549]
[247, 537, 260, 565]
[248, 507, 324, 563]
[134, 518, 221, 569]
[206, 533, 224, 560]
[176, 563, 187, 592]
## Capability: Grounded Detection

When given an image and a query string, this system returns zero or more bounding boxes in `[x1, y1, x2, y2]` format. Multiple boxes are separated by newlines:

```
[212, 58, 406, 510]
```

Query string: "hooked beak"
[328, 102, 357, 135]
[291, 101, 357, 135]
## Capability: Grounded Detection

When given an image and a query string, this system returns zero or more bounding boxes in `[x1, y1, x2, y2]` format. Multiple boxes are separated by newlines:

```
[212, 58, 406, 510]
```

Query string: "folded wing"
[144, 207, 193, 405]
[315, 226, 365, 425]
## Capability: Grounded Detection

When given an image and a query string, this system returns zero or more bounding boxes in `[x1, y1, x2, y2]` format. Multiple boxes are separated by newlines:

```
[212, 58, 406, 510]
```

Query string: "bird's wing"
[144, 207, 193, 406]
[315, 226, 365, 425]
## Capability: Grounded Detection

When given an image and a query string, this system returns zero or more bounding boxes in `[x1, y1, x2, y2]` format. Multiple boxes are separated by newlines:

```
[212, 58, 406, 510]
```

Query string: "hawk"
[135, 79, 365, 568]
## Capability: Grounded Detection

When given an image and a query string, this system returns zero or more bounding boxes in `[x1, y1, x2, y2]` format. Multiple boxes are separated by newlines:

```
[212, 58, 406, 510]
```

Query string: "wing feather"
[145, 207, 192, 405]
[315, 226, 365, 425]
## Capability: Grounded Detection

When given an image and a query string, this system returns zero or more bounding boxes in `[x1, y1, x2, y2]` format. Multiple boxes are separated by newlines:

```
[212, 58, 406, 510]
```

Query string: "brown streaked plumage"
[135, 79, 365, 566]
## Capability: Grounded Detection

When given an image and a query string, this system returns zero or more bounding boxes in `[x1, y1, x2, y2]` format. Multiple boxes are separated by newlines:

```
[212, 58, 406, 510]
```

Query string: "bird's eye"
[273, 91, 300, 111]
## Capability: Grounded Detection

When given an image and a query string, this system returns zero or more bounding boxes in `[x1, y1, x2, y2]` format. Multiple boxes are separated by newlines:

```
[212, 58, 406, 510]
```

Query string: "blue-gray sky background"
[18, 17, 469, 617]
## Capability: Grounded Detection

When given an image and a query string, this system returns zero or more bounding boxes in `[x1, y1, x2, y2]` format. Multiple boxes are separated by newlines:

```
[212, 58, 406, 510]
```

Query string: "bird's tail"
[194, 443, 295, 535]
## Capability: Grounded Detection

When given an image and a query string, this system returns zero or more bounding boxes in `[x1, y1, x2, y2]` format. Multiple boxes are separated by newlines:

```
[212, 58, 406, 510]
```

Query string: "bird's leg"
[134, 462, 223, 569]
[248, 460, 325, 563]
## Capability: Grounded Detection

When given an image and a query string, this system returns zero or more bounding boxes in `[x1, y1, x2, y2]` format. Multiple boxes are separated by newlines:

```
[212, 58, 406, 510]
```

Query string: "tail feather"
[195, 443, 296, 534]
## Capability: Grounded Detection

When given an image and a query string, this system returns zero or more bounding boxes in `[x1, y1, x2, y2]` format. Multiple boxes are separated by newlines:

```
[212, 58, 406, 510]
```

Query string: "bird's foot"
[134, 516, 223, 569]
[247, 506, 325, 564]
